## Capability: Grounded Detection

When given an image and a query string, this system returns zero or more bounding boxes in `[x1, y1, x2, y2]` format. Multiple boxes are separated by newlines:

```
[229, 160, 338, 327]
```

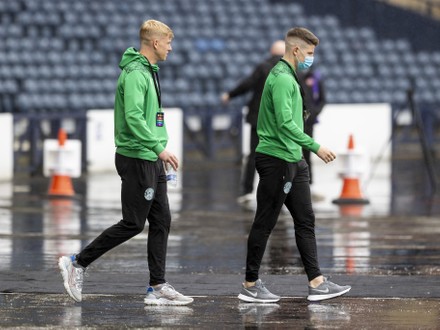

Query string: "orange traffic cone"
[48, 129, 75, 197]
[332, 134, 369, 205]
[339, 204, 364, 217]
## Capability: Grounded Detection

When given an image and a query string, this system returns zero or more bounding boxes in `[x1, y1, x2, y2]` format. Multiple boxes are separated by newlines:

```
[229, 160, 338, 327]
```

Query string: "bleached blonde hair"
[139, 19, 174, 43]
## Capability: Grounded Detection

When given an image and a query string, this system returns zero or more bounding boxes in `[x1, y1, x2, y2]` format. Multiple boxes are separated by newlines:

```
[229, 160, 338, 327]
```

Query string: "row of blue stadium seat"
[15, 88, 439, 114]
[0, 1, 21, 13]
[16, 93, 114, 111]
[11, 90, 440, 114]
[0, 80, 18, 94]
[326, 90, 409, 104]
[0, 64, 119, 79]
[23, 79, 116, 94]
[20, 0, 303, 15]
[14, 91, 227, 112]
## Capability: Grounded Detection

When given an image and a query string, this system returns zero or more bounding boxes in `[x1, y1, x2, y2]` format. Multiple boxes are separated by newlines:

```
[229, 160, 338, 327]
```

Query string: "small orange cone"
[48, 129, 75, 197]
[333, 134, 369, 205]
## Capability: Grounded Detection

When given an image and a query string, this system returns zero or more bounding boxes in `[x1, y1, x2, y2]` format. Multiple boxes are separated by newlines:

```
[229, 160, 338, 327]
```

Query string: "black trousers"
[245, 153, 322, 282]
[241, 126, 259, 195]
[77, 153, 171, 286]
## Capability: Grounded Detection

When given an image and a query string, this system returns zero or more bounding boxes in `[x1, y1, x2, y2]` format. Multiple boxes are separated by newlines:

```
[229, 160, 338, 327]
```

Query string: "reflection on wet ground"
[2, 192, 439, 276]
[0, 157, 440, 328]
[1, 294, 440, 329]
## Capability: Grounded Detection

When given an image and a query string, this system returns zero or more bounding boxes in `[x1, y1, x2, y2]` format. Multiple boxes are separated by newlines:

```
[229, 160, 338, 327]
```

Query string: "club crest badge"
[144, 188, 154, 201]
[283, 182, 292, 194]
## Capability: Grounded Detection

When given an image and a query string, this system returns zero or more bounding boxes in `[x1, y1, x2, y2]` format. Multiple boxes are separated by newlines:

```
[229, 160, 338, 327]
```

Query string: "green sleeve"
[123, 71, 165, 155]
[272, 75, 320, 153]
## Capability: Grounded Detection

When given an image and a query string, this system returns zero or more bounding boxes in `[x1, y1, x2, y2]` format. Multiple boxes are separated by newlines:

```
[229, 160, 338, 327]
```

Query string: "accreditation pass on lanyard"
[156, 110, 164, 127]
[146, 57, 164, 128]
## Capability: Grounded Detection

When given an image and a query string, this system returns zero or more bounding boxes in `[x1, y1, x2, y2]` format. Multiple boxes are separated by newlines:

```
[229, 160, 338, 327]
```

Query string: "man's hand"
[316, 146, 336, 164]
[221, 92, 230, 104]
[159, 150, 179, 170]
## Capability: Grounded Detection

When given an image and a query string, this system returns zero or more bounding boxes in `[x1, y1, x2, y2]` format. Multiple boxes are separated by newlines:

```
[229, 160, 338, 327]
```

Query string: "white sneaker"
[144, 283, 194, 306]
[58, 255, 85, 302]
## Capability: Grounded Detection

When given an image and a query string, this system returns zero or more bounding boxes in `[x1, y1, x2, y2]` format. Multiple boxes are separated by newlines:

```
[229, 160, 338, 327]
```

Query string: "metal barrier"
[13, 112, 87, 175]
[183, 106, 243, 161]
[12, 107, 243, 176]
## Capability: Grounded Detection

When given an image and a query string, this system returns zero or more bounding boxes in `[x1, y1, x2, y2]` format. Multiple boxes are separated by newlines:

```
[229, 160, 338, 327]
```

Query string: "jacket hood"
[119, 47, 159, 72]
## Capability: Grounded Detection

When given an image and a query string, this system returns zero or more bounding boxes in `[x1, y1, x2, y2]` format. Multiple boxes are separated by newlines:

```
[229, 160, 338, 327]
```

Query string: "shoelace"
[74, 268, 87, 290]
[255, 280, 266, 288]
[160, 283, 180, 298]
[256, 281, 271, 294]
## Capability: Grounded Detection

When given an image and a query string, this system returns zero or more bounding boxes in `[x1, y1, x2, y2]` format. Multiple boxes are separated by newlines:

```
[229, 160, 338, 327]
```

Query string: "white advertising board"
[0, 113, 13, 180]
[86, 108, 183, 173]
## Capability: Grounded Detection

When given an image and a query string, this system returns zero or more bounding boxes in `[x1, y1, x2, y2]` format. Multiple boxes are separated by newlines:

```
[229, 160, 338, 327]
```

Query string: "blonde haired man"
[58, 20, 193, 306]
[238, 27, 351, 303]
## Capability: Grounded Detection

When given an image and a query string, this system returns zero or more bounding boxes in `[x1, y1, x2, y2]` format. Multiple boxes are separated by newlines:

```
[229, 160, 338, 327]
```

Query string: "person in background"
[420, 103, 439, 161]
[58, 20, 193, 306]
[237, 27, 351, 303]
[299, 68, 326, 200]
[221, 40, 285, 203]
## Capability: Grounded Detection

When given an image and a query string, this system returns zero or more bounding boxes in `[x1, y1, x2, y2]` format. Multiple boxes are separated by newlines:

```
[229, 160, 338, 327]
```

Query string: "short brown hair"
[285, 27, 319, 46]
[139, 19, 174, 43]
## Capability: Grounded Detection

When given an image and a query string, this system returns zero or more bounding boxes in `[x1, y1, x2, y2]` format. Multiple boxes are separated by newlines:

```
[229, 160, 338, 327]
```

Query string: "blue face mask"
[298, 56, 314, 70]
[297, 48, 314, 71]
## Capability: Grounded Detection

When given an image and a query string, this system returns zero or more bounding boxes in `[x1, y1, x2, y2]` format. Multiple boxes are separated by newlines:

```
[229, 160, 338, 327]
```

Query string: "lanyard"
[279, 59, 309, 120]
[145, 57, 161, 109]
[279, 59, 305, 104]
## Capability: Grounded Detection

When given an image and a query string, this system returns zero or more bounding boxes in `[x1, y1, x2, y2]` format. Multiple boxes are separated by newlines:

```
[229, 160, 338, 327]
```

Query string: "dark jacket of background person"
[222, 40, 285, 199]
[227, 55, 282, 126]
[299, 69, 326, 184]
[300, 69, 326, 136]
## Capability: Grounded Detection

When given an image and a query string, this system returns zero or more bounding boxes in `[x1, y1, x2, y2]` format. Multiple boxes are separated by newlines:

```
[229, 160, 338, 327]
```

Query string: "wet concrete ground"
[1, 155, 440, 328]
[2, 294, 440, 329]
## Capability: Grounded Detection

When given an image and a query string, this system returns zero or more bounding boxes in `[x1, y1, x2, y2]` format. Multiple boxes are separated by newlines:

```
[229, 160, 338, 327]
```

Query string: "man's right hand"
[221, 92, 230, 104]
[159, 150, 179, 170]
[316, 146, 336, 164]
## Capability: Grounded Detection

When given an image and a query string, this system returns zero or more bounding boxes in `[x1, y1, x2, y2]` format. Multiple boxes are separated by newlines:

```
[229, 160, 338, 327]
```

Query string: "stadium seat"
[0, 0, 437, 113]
[16, 94, 33, 112]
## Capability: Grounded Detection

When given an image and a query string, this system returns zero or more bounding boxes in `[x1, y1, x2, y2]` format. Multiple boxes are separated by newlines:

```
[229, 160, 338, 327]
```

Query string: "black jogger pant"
[245, 153, 322, 282]
[77, 153, 171, 286]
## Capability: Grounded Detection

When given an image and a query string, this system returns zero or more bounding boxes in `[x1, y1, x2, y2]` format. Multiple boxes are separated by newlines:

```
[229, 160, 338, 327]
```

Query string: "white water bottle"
[166, 167, 177, 187]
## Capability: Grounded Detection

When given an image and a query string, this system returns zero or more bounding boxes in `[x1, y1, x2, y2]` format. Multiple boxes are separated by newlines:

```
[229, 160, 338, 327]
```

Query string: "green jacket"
[256, 60, 320, 162]
[114, 47, 168, 161]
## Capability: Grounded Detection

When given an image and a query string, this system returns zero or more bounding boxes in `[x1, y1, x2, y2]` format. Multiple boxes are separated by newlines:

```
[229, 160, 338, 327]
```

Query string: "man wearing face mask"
[237, 27, 351, 303]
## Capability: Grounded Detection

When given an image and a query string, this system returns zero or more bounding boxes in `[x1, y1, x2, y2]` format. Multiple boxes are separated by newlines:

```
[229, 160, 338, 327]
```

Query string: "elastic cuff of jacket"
[311, 142, 320, 154]
[153, 144, 165, 156]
